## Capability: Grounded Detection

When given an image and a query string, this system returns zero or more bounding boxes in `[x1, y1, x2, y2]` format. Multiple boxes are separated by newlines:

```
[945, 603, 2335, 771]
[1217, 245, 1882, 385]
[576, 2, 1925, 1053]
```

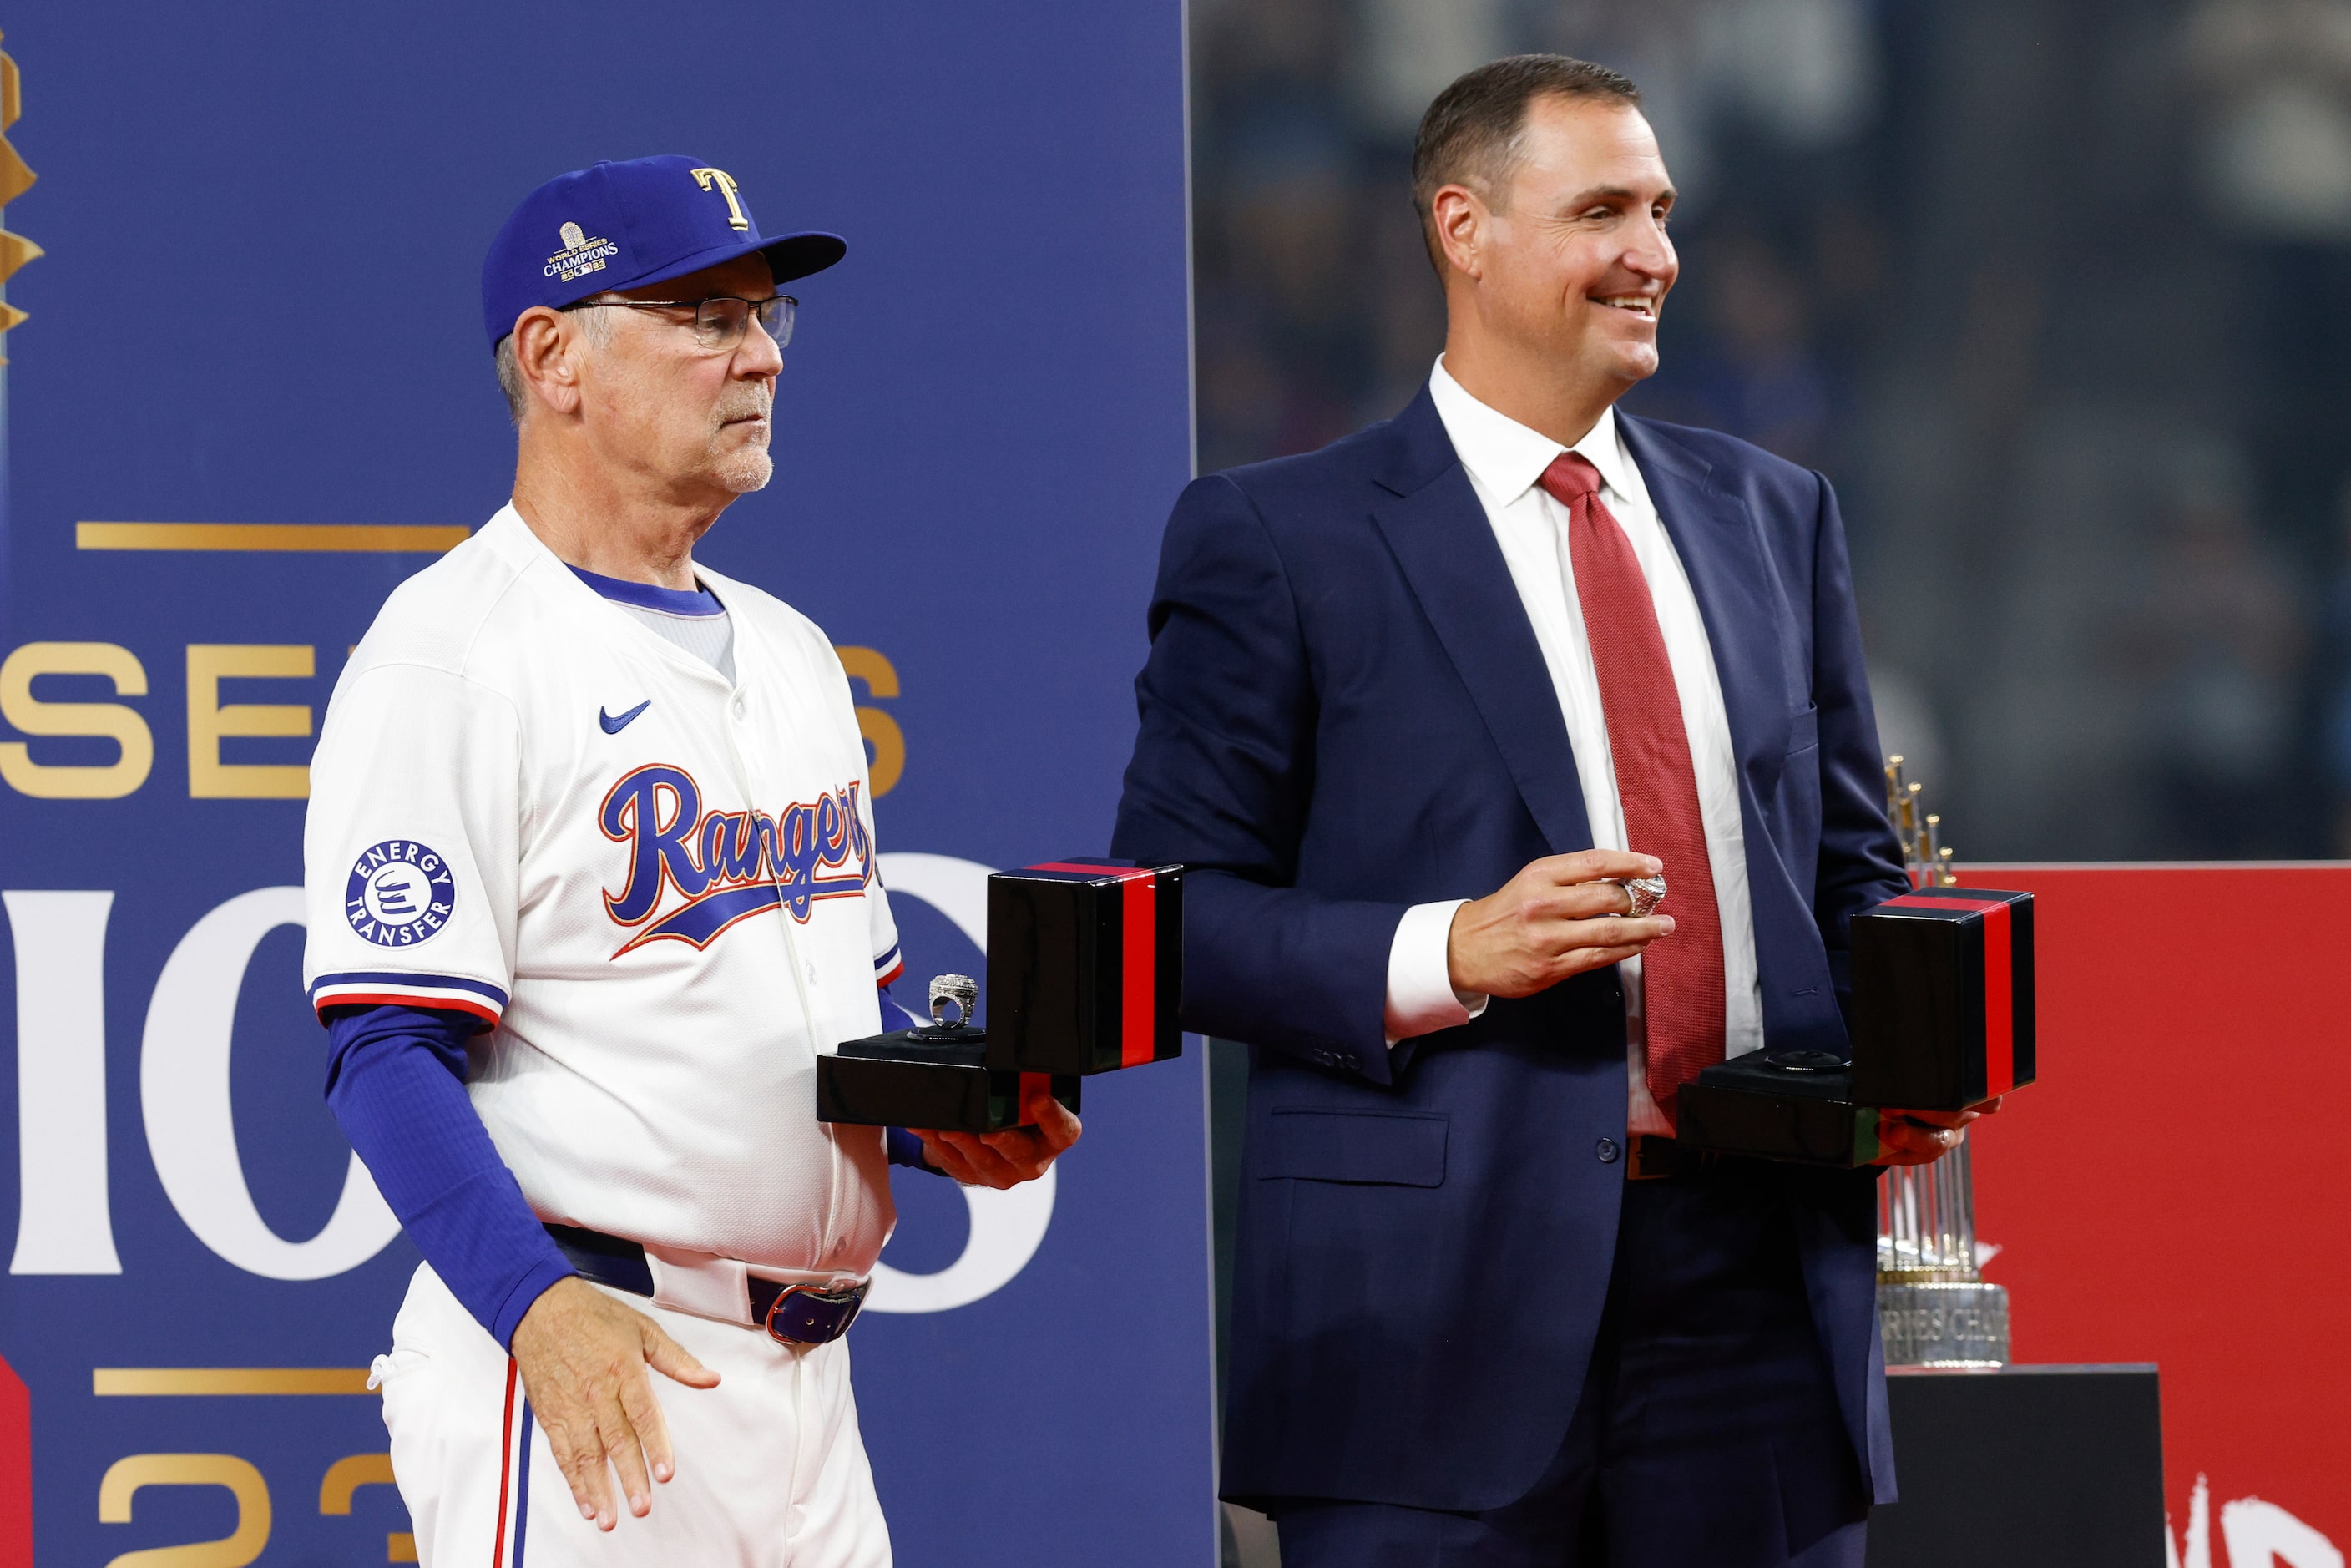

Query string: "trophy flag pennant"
[0, 32, 36, 357]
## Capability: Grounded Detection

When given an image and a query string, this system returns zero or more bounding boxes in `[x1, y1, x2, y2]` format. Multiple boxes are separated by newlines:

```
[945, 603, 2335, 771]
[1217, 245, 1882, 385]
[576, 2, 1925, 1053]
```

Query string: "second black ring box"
[817, 859, 1184, 1132]
[817, 1023, 1082, 1134]
[1676, 885, 2036, 1166]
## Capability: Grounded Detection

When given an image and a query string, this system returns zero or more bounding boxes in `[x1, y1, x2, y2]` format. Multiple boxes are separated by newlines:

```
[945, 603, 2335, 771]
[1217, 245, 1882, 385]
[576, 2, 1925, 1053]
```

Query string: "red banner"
[1957, 865, 2349, 1560]
[0, 1354, 27, 1568]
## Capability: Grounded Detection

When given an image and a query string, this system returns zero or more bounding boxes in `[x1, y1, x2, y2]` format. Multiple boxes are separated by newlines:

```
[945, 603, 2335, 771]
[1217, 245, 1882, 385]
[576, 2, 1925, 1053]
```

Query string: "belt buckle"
[763, 1282, 867, 1347]
[1628, 1134, 1681, 1181]
[1627, 1135, 1723, 1182]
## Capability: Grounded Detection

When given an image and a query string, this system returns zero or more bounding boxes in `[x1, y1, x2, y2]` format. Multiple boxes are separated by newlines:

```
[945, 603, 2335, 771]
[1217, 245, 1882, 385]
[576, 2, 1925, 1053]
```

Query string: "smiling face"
[576, 252, 784, 499]
[1433, 92, 1678, 414]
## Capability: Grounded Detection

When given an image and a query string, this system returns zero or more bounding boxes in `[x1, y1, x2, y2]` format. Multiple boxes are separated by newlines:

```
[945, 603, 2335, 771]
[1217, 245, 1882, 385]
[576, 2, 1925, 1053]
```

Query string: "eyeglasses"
[561, 294, 797, 353]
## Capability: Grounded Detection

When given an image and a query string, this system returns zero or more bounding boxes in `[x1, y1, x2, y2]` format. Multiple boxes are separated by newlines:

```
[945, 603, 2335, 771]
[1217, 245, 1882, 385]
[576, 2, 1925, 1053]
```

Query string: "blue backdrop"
[0, 3, 1210, 1563]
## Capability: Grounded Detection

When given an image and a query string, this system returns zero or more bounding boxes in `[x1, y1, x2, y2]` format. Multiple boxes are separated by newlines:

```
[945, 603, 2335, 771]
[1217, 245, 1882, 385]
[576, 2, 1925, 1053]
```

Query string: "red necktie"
[1537, 452, 1727, 1117]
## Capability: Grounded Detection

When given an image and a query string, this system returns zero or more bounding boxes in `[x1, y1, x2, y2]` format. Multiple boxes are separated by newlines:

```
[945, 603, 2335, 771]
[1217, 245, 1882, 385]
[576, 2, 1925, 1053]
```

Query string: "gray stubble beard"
[715, 443, 774, 493]
[710, 393, 776, 493]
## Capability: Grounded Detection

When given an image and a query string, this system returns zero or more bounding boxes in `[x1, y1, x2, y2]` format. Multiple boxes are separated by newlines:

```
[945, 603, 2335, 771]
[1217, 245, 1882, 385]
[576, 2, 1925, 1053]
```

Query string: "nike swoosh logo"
[599, 700, 652, 735]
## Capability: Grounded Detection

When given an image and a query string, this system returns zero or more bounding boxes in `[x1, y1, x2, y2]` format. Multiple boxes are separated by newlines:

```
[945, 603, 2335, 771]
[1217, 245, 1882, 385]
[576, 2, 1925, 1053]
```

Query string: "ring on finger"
[1617, 873, 1667, 918]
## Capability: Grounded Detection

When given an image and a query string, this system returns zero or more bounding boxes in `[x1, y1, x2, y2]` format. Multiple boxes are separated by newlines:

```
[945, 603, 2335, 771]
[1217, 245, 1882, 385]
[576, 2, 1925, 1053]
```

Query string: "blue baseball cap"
[481, 154, 844, 346]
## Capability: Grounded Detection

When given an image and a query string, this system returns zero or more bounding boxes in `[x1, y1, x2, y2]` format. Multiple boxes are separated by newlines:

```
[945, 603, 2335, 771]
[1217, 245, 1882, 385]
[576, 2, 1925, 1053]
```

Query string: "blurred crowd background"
[1189, 0, 2351, 861]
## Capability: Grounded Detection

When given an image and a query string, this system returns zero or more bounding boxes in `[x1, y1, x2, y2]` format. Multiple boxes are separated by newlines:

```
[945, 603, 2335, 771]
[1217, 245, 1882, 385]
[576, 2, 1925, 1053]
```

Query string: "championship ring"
[1621, 873, 1667, 918]
[928, 973, 979, 1031]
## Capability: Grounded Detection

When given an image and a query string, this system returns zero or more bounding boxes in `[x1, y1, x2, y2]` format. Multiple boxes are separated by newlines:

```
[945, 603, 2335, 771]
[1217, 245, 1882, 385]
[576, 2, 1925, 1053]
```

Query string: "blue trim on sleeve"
[877, 984, 925, 1034]
[877, 979, 948, 1177]
[568, 564, 725, 617]
[310, 971, 512, 1007]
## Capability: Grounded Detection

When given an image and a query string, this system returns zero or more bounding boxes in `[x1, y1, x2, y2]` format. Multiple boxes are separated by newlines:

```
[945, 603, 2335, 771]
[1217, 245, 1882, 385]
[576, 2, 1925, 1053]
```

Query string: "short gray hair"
[493, 297, 620, 426]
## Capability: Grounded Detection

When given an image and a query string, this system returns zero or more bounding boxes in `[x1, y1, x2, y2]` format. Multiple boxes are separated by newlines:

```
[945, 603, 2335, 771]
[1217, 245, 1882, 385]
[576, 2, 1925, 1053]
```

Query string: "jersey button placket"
[722, 627, 860, 1267]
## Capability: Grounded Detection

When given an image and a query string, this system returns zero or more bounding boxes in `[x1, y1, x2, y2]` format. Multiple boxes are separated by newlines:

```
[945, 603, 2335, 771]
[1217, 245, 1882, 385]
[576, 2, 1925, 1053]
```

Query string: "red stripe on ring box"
[1880, 894, 2014, 1097]
[1024, 862, 1155, 880]
[1121, 872, 1155, 1067]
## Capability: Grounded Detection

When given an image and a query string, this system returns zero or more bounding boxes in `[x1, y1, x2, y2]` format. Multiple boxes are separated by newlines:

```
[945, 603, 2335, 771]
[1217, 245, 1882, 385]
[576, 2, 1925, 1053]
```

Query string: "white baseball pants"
[373, 1264, 891, 1568]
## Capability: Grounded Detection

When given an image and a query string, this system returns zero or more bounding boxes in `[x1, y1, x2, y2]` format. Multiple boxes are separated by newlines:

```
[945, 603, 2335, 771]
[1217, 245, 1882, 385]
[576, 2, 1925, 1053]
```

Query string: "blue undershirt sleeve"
[323, 1004, 576, 1348]
[885, 1127, 936, 1169]
[877, 984, 925, 1034]
[877, 983, 948, 1176]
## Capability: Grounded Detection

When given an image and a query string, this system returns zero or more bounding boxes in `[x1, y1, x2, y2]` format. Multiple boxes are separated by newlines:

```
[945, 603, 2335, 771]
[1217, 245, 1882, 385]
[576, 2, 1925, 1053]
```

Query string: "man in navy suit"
[1111, 54, 1995, 1565]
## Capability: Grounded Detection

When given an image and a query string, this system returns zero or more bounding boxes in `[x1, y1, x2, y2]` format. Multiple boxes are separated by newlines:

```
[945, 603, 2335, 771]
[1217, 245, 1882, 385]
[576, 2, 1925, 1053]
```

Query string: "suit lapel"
[1619, 415, 1797, 775]
[1368, 391, 1596, 856]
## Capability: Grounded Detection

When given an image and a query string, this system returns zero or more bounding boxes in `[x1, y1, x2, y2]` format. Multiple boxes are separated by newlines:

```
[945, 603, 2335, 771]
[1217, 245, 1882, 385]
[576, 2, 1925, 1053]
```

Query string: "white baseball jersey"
[303, 503, 902, 1278]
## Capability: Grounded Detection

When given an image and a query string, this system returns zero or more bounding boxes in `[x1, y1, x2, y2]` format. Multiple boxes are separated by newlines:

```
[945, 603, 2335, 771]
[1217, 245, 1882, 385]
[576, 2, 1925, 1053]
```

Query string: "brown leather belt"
[1626, 1135, 1732, 1182]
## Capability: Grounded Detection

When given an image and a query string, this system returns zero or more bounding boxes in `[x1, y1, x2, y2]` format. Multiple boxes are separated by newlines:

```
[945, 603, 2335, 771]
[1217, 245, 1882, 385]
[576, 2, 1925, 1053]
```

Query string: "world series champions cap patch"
[480, 154, 846, 346]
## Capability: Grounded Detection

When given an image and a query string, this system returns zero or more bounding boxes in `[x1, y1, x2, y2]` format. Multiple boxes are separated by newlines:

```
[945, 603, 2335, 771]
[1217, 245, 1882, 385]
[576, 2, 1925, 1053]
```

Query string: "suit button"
[1595, 1137, 1621, 1164]
[1338, 1051, 1361, 1070]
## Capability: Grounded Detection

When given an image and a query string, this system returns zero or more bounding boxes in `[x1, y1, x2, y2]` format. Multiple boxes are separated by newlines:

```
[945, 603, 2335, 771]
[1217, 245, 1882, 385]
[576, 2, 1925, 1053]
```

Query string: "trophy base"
[1878, 1278, 2010, 1367]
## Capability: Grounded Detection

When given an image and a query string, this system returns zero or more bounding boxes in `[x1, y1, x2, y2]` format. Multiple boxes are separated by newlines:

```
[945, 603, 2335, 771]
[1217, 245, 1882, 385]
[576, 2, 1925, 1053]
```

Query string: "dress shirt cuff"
[1383, 900, 1490, 1045]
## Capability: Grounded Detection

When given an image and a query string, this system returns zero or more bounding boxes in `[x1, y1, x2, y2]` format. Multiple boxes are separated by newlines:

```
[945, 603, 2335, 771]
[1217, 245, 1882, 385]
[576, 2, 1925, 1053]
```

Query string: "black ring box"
[1850, 886, 2035, 1108]
[1676, 887, 2035, 1166]
[985, 861, 1183, 1075]
[816, 1024, 1081, 1133]
[815, 859, 1184, 1133]
[1674, 1050, 1883, 1166]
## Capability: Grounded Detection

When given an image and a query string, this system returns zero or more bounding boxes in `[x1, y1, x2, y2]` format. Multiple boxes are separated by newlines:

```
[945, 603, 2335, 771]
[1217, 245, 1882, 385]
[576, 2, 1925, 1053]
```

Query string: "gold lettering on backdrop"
[316, 1452, 393, 1512]
[3, 641, 902, 802]
[319, 1454, 412, 1564]
[691, 166, 751, 230]
[78, 522, 472, 554]
[98, 1454, 271, 1568]
[185, 645, 313, 799]
[94, 1367, 373, 1395]
[0, 29, 41, 357]
[0, 642, 154, 798]
[836, 645, 906, 797]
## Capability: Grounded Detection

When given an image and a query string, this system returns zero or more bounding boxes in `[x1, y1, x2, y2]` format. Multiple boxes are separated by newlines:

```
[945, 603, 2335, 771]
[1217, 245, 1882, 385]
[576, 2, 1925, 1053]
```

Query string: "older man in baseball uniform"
[303, 155, 1079, 1568]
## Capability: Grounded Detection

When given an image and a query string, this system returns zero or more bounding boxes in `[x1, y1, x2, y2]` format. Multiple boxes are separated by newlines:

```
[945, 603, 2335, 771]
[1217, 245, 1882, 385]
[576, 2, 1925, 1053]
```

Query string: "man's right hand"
[1448, 851, 1676, 999]
[509, 1276, 720, 1530]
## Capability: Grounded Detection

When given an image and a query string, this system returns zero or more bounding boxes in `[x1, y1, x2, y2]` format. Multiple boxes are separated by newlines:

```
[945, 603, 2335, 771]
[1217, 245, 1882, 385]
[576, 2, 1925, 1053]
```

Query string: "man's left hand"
[1874, 1097, 2002, 1166]
[912, 1090, 1081, 1187]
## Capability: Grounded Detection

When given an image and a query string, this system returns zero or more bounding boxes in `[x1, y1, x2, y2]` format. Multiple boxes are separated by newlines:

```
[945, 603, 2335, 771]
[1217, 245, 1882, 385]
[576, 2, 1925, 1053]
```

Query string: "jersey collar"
[483, 503, 742, 690]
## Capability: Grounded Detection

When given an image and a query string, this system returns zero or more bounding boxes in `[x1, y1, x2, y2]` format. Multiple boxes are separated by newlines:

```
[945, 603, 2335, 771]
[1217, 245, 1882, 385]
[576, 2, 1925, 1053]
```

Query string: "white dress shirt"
[1383, 359, 1763, 1136]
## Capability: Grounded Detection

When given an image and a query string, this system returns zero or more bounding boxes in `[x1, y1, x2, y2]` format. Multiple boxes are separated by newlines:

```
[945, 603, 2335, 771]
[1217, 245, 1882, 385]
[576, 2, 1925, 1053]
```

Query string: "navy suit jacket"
[1110, 388, 1909, 1513]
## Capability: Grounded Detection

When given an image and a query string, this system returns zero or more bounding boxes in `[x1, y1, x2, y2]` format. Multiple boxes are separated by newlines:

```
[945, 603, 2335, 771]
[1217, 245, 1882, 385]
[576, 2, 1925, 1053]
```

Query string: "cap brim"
[619, 230, 847, 296]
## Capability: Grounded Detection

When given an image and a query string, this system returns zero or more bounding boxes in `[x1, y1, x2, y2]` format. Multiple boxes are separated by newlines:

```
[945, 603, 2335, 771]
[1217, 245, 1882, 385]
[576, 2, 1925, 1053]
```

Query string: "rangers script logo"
[598, 764, 872, 955]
